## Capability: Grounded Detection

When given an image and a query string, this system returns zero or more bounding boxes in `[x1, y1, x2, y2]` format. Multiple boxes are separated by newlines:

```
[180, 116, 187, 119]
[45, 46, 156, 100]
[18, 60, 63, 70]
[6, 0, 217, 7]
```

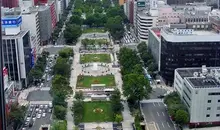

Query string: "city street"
[141, 101, 176, 130]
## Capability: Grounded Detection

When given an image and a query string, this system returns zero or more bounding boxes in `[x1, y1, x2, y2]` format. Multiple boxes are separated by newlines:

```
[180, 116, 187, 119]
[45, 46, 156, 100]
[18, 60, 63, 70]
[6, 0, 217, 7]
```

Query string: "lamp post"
[0, 1, 7, 129]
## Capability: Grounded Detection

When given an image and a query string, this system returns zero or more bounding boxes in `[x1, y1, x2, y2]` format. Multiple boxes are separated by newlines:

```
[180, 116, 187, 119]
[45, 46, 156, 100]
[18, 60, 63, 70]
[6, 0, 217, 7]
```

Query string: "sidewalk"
[122, 101, 134, 130]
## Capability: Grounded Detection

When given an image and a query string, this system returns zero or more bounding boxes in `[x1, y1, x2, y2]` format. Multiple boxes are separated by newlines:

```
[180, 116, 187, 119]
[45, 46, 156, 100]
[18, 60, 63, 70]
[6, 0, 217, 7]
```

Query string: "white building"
[174, 66, 220, 126]
[137, 9, 158, 41]
[21, 9, 41, 55]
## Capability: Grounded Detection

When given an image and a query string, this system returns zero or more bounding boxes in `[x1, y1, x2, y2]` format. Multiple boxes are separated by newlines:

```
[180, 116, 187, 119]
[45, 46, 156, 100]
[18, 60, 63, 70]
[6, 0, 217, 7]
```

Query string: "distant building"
[174, 66, 220, 127]
[167, 0, 204, 5]
[148, 25, 220, 85]
[2, 14, 32, 88]
[2, 0, 19, 8]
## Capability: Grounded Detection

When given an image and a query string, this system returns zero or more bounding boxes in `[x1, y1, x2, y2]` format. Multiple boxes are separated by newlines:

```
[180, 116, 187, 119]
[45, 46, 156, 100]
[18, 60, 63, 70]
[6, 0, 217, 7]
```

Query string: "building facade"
[2, 0, 19, 8]
[160, 27, 220, 84]
[2, 15, 32, 88]
[174, 66, 220, 127]
[167, 0, 204, 5]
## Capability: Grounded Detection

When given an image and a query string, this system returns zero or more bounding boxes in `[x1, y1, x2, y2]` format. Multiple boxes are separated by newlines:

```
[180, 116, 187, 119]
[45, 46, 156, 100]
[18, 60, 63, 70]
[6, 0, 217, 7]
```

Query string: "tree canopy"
[64, 24, 82, 44]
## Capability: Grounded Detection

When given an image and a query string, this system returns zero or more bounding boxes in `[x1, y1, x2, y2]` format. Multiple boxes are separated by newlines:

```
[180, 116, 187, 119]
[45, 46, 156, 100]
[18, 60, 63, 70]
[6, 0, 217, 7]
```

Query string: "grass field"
[82, 28, 106, 33]
[80, 54, 111, 63]
[82, 101, 114, 122]
[77, 75, 115, 88]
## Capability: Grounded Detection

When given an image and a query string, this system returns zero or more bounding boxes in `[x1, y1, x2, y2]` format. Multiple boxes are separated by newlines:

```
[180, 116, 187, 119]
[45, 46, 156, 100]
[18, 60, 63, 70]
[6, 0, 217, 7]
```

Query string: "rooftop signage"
[1, 15, 22, 28]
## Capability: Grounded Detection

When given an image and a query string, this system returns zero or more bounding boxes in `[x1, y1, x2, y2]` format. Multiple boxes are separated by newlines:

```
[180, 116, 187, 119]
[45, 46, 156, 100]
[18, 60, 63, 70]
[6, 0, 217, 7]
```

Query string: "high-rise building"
[2, 0, 19, 8]
[2, 14, 32, 88]
[167, 0, 204, 5]
[160, 26, 220, 84]
[174, 66, 220, 127]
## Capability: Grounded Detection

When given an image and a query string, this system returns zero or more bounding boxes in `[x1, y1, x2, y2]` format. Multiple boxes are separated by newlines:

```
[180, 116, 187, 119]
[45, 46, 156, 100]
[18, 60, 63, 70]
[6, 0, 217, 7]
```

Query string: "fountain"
[92, 63, 98, 71]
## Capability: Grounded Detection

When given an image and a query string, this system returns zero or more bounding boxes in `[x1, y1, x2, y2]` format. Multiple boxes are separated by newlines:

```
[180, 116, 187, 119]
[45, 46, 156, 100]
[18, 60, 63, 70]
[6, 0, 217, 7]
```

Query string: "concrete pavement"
[122, 101, 134, 130]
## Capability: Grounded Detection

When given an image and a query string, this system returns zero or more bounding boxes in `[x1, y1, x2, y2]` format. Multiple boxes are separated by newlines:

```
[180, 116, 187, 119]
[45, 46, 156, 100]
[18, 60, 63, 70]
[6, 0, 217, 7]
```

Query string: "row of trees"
[164, 92, 189, 125]
[51, 48, 73, 120]
[110, 89, 123, 122]
[28, 51, 49, 85]
[81, 38, 109, 49]
[51, 120, 67, 130]
[118, 47, 151, 111]
[7, 104, 27, 130]
[72, 91, 84, 125]
[52, 0, 75, 41]
[137, 42, 158, 78]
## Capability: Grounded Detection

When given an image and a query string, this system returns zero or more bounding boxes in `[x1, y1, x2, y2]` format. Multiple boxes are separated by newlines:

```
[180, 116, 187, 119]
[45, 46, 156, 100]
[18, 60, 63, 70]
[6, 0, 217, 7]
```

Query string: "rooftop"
[2, 30, 29, 39]
[176, 66, 220, 88]
[186, 77, 220, 88]
[176, 67, 220, 78]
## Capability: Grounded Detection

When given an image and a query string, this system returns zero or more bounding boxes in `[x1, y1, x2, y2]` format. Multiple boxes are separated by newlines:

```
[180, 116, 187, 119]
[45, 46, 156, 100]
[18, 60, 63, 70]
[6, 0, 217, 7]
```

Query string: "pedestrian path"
[122, 101, 134, 130]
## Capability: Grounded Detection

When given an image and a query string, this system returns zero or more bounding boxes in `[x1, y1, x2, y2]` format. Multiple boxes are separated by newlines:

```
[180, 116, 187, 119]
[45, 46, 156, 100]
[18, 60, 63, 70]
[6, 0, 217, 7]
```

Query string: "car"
[27, 112, 31, 117]
[32, 117, 36, 121]
[32, 113, 36, 117]
[35, 108, 39, 112]
[48, 109, 52, 113]
[36, 105, 39, 108]
[42, 113, 46, 117]
[24, 122, 29, 127]
[49, 102, 53, 108]
[30, 104, 35, 108]
[157, 95, 165, 98]
[44, 105, 48, 109]
[40, 105, 43, 109]
[26, 117, 31, 122]
[37, 114, 41, 119]
[39, 110, 42, 114]
[42, 109, 46, 113]
[22, 128, 26, 130]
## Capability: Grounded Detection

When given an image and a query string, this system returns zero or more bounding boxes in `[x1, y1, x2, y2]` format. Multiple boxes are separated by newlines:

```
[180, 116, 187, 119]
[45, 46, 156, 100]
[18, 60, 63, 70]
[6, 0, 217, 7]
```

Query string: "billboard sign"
[137, 1, 145, 7]
[2, 15, 22, 28]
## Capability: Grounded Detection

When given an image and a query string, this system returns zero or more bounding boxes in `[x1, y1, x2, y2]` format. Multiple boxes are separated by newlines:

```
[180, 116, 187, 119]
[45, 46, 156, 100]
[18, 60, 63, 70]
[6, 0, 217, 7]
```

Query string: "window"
[208, 100, 211, 103]
[206, 114, 210, 117]
[216, 114, 220, 117]
[207, 107, 211, 110]
[218, 100, 220, 102]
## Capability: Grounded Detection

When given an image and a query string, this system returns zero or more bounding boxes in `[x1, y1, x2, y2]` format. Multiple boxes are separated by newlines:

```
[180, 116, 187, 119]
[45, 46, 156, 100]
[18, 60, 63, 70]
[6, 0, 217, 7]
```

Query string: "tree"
[59, 48, 74, 58]
[70, 15, 83, 25]
[54, 105, 67, 120]
[8, 104, 26, 129]
[115, 114, 123, 123]
[123, 74, 151, 103]
[52, 75, 72, 96]
[52, 92, 67, 107]
[72, 100, 84, 125]
[51, 120, 67, 130]
[54, 58, 71, 77]
[64, 24, 82, 44]
[110, 89, 123, 114]
[74, 91, 84, 101]
[132, 64, 143, 75]
[175, 110, 189, 125]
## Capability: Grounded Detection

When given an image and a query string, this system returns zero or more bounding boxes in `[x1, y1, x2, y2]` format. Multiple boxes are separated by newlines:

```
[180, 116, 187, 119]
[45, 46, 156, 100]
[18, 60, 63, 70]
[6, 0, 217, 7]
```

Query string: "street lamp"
[0, 1, 7, 129]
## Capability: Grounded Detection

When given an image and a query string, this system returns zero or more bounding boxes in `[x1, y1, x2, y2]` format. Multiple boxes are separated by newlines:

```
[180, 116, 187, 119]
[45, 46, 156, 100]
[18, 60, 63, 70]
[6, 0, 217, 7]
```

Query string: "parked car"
[37, 114, 41, 119]
[42, 113, 46, 117]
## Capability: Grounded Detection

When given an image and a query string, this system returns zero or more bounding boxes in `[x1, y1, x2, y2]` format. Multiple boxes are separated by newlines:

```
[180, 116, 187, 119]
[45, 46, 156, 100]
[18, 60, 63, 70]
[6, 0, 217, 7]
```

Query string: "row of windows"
[207, 106, 220, 110]
[183, 90, 191, 101]
[208, 92, 220, 95]
[206, 114, 220, 117]
[208, 100, 220, 103]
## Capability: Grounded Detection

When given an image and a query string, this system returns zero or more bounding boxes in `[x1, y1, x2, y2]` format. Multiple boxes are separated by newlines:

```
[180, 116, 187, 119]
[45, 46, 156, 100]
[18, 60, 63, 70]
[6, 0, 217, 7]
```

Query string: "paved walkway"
[122, 101, 134, 130]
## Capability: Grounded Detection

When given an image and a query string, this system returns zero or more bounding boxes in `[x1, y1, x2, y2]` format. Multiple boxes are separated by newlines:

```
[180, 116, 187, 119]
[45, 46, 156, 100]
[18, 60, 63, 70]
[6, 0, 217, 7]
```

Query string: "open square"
[77, 75, 116, 88]
[80, 54, 111, 63]
[82, 101, 114, 122]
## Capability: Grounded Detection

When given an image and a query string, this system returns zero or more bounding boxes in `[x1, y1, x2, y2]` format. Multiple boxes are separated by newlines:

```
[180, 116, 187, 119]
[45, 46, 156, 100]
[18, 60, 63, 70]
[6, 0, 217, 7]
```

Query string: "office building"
[167, 0, 204, 5]
[209, 10, 220, 33]
[21, 9, 41, 56]
[2, 14, 32, 88]
[2, 0, 19, 8]
[159, 26, 220, 84]
[174, 66, 220, 127]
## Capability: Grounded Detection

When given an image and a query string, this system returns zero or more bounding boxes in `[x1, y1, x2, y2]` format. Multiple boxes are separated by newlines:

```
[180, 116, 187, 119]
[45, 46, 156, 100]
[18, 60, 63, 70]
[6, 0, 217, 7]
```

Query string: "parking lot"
[141, 100, 176, 130]
[22, 104, 53, 130]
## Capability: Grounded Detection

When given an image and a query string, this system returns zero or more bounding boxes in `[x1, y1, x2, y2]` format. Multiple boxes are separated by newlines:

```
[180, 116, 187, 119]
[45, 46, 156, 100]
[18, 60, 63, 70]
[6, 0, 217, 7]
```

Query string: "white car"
[32, 117, 36, 121]
[44, 105, 48, 109]
[26, 117, 31, 122]
[39, 110, 42, 114]
[35, 108, 39, 112]
[40, 105, 43, 109]
[42, 113, 46, 117]
[37, 114, 41, 119]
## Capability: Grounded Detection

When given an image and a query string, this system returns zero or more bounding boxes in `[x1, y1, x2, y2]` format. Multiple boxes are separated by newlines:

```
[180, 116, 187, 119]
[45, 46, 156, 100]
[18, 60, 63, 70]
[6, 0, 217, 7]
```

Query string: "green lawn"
[80, 54, 111, 63]
[77, 75, 116, 88]
[82, 28, 106, 33]
[82, 101, 114, 122]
